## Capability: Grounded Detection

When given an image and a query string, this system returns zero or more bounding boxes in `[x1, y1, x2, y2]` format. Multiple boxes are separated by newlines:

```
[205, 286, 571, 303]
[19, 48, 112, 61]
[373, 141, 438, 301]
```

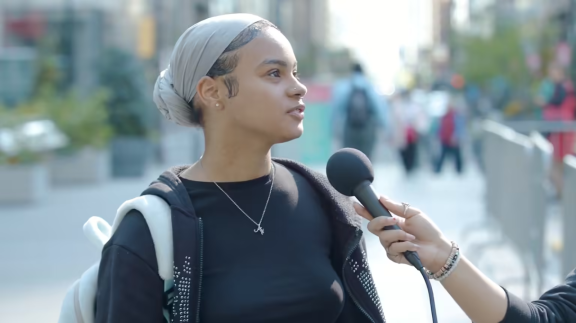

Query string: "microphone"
[326, 148, 424, 270]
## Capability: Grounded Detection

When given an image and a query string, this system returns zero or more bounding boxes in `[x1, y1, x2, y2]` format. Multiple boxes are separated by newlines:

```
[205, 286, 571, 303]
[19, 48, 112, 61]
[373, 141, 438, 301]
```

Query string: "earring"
[216, 103, 220, 107]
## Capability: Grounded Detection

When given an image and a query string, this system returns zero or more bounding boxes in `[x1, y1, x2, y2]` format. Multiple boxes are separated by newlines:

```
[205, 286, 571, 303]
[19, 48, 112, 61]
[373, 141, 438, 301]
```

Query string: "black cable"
[419, 267, 439, 323]
[404, 251, 439, 323]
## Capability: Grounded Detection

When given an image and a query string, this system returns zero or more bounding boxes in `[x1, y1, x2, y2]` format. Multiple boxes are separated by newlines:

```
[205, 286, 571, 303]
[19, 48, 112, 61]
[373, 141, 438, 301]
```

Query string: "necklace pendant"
[254, 226, 264, 235]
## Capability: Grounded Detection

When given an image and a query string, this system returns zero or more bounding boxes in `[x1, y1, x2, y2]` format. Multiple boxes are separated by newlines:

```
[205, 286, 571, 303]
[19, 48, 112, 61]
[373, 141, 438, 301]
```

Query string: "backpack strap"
[83, 217, 112, 250]
[59, 196, 174, 323]
[112, 195, 174, 281]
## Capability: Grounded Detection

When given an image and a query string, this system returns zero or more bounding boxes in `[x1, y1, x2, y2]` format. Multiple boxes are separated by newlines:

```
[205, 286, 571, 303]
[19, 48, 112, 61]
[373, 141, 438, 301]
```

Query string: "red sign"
[6, 13, 45, 39]
[302, 83, 332, 103]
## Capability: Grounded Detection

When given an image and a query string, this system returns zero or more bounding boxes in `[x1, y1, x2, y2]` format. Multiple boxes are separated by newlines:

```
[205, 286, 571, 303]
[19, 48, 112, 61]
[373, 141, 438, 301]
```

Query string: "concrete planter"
[0, 164, 49, 204]
[111, 137, 152, 178]
[49, 148, 110, 185]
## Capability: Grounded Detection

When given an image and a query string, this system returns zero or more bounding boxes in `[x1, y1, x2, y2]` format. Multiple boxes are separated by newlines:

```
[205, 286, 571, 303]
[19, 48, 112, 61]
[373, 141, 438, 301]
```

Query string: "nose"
[289, 81, 307, 99]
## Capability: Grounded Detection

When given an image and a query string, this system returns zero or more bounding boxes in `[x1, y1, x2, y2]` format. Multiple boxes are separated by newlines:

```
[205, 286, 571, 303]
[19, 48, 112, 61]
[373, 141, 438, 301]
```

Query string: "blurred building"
[399, 0, 452, 86]
[209, 0, 331, 78]
[273, 0, 330, 77]
[0, 0, 159, 104]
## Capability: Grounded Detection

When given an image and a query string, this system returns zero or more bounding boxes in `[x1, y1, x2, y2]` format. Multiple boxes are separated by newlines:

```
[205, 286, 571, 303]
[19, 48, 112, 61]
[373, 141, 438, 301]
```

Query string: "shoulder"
[274, 162, 322, 196]
[273, 159, 326, 185]
[104, 209, 158, 270]
[273, 159, 361, 227]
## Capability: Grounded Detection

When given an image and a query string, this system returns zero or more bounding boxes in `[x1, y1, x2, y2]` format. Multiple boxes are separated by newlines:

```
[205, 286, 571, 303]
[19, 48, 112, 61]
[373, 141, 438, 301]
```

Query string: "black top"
[95, 162, 347, 323]
[179, 162, 345, 322]
[501, 269, 576, 322]
[94, 158, 576, 323]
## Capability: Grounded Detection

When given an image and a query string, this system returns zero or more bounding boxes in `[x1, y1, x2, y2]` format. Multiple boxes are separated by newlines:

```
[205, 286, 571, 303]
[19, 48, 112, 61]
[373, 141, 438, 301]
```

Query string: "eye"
[293, 71, 300, 80]
[268, 69, 281, 78]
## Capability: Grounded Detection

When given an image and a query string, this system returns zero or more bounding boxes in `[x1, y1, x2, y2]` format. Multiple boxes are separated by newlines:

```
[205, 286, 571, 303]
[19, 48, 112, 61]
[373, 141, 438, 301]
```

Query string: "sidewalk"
[0, 162, 554, 322]
[367, 164, 482, 323]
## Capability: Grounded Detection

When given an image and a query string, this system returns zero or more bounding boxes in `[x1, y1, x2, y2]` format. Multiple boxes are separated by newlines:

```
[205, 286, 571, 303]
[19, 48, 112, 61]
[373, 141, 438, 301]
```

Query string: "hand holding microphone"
[326, 148, 571, 323]
[326, 148, 451, 323]
[326, 148, 452, 273]
[353, 195, 452, 275]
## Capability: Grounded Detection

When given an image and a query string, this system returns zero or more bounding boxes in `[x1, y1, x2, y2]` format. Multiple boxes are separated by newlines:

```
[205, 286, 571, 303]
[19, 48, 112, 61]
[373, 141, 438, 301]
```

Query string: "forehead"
[235, 28, 297, 68]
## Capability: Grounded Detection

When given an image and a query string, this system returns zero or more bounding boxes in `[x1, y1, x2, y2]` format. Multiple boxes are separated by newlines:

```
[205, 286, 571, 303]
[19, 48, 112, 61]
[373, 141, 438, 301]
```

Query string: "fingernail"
[407, 234, 416, 240]
[413, 244, 419, 250]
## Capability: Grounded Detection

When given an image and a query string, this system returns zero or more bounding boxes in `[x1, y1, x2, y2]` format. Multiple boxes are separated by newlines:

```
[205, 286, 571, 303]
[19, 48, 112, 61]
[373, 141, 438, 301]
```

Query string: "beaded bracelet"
[425, 241, 461, 281]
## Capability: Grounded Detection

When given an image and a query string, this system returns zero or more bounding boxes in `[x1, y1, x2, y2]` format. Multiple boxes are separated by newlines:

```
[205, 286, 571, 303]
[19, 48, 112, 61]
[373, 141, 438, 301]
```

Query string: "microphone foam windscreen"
[326, 148, 374, 196]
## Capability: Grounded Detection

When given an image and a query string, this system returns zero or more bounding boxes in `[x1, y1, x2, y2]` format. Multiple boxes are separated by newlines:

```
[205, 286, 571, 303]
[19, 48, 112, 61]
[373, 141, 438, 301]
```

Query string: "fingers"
[377, 229, 415, 249]
[354, 202, 408, 233]
[353, 202, 373, 221]
[366, 216, 403, 234]
[387, 241, 419, 256]
[379, 196, 422, 219]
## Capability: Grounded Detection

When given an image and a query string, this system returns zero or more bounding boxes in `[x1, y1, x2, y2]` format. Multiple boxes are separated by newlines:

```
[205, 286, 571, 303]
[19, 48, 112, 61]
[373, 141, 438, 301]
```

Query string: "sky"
[329, 0, 421, 93]
[329, 0, 469, 93]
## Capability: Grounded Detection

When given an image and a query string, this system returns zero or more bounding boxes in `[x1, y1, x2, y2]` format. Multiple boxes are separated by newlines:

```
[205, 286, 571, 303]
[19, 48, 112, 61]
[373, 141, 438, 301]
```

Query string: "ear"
[196, 76, 223, 108]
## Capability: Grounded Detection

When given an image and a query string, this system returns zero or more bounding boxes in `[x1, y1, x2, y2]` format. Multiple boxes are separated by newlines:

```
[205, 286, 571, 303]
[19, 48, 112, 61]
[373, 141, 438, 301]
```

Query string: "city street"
[0, 161, 558, 322]
[1, 0, 573, 321]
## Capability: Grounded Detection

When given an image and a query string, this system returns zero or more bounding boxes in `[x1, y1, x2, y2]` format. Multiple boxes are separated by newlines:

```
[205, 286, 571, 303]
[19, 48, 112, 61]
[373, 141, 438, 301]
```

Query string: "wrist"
[427, 238, 453, 273]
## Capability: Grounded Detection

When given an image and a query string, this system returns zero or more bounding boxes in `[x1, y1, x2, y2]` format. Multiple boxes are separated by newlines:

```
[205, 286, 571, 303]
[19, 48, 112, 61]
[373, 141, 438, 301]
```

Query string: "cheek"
[234, 84, 285, 122]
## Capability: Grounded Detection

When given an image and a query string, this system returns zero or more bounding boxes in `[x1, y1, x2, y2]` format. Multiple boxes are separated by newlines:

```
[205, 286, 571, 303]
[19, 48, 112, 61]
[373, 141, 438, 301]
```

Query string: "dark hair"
[189, 19, 278, 126]
[352, 63, 364, 74]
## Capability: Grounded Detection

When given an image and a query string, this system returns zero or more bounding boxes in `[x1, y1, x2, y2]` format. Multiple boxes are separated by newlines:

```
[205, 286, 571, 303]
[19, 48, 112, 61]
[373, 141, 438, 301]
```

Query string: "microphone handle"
[353, 181, 424, 270]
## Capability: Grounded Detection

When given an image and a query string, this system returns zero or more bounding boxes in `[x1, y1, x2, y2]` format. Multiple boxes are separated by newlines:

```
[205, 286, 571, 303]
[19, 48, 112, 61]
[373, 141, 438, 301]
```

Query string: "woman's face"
[216, 28, 307, 144]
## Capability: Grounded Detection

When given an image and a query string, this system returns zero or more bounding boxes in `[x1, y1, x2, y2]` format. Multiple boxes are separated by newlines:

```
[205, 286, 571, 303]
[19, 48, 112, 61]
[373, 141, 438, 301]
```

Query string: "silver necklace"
[199, 160, 275, 235]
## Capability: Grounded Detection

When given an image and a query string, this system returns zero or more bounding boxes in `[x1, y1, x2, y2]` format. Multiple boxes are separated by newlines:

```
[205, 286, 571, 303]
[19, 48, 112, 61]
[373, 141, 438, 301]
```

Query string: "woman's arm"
[354, 196, 576, 323]
[437, 243, 508, 323]
[438, 250, 576, 323]
[96, 210, 165, 323]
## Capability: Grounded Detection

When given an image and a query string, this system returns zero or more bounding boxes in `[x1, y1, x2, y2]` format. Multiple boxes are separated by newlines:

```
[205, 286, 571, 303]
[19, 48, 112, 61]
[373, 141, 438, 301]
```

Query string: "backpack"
[346, 86, 373, 128]
[57, 195, 174, 323]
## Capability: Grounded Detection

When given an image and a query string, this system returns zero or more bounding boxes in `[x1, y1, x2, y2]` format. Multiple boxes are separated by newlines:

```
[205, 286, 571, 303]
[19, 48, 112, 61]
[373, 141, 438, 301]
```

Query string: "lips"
[287, 104, 305, 114]
[287, 104, 305, 120]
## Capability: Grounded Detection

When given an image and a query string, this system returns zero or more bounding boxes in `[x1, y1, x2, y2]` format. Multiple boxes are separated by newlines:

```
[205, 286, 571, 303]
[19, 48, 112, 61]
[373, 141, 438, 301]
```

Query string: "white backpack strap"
[112, 195, 174, 281]
[83, 217, 112, 250]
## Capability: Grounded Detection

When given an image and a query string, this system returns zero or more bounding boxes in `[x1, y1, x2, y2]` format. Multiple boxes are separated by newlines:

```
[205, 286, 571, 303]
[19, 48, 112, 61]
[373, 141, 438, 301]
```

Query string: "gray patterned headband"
[153, 13, 263, 127]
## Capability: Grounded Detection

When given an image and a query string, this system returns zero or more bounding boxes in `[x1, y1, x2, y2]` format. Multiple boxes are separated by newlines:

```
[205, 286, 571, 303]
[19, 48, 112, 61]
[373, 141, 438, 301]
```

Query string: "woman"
[539, 65, 576, 197]
[435, 94, 466, 174]
[355, 196, 576, 323]
[96, 14, 384, 323]
[389, 90, 422, 175]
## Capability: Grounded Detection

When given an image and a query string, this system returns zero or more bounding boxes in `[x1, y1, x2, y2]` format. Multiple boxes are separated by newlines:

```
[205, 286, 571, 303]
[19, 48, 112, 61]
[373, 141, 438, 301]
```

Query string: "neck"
[195, 129, 273, 182]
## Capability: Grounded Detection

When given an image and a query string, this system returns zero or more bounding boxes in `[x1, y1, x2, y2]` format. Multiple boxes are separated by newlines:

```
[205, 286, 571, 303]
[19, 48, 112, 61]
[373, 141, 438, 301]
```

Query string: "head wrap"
[153, 13, 264, 127]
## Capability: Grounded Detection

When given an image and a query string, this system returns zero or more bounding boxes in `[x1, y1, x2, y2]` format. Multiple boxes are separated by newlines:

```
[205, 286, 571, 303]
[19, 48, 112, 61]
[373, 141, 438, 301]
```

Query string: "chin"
[275, 124, 304, 144]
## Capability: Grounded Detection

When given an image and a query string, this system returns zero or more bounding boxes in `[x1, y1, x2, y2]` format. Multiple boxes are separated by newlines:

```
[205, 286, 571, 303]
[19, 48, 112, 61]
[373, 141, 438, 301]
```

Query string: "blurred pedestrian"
[331, 63, 387, 159]
[435, 94, 466, 174]
[538, 64, 576, 196]
[389, 90, 422, 175]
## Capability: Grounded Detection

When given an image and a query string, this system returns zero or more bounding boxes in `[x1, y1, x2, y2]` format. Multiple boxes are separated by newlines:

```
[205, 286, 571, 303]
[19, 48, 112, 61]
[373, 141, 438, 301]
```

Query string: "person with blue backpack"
[331, 63, 387, 160]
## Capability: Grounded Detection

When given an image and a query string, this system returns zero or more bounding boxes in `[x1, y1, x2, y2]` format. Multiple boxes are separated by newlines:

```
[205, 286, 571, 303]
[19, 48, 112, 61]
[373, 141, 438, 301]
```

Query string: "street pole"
[570, 0, 576, 88]
[61, 0, 74, 90]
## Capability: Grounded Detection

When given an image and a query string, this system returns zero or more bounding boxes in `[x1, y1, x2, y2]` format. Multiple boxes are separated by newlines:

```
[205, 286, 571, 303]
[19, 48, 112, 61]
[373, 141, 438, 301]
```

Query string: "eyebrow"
[259, 59, 297, 69]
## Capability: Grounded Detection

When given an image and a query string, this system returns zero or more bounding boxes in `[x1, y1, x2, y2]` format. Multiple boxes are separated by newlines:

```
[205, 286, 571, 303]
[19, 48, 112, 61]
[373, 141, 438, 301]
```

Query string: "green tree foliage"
[455, 25, 530, 87]
[98, 48, 154, 137]
[32, 87, 113, 152]
[1, 55, 113, 158]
